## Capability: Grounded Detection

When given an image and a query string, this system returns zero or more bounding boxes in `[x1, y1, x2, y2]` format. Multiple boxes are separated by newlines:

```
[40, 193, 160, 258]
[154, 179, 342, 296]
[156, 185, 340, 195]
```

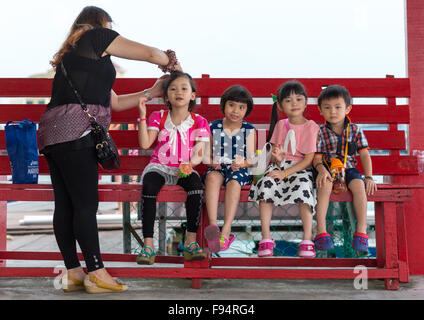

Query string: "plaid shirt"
[316, 117, 369, 169]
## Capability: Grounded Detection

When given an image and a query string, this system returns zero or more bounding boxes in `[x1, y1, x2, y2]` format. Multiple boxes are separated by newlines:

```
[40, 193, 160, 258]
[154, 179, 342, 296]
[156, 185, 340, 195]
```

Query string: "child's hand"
[138, 97, 148, 119]
[210, 163, 222, 170]
[365, 177, 377, 196]
[233, 155, 247, 169]
[316, 170, 333, 188]
[266, 169, 284, 183]
[231, 162, 241, 171]
[272, 144, 286, 163]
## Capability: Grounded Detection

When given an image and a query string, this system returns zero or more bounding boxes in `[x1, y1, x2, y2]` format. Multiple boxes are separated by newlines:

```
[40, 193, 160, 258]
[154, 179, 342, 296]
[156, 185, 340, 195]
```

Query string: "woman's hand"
[173, 61, 183, 72]
[148, 75, 169, 98]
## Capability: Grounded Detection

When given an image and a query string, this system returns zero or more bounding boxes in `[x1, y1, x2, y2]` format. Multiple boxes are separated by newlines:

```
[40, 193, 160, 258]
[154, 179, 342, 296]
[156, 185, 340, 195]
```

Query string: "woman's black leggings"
[141, 172, 203, 238]
[44, 135, 104, 272]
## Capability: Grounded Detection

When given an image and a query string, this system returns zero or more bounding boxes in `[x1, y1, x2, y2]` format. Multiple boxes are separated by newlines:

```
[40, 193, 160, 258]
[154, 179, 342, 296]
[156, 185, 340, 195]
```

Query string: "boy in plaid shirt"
[312, 85, 377, 252]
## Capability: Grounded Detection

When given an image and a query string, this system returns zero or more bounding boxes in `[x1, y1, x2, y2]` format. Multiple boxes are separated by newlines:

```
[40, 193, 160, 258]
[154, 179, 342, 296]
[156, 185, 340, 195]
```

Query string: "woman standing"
[38, 6, 180, 294]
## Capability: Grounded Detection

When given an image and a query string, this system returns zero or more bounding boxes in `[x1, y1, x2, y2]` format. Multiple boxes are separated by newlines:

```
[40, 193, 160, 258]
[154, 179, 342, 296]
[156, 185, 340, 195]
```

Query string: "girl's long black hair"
[267, 81, 308, 142]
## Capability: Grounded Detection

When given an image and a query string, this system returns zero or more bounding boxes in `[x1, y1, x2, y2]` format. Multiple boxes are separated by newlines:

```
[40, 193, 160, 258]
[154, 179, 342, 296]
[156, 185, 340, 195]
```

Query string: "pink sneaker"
[258, 239, 275, 257]
[298, 240, 316, 258]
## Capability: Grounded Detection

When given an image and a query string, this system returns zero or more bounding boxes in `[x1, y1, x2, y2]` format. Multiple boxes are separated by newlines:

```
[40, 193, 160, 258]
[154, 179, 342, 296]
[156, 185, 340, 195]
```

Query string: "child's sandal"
[183, 242, 207, 261]
[258, 239, 275, 257]
[136, 246, 156, 265]
[314, 233, 334, 251]
[219, 233, 235, 251]
[352, 232, 369, 252]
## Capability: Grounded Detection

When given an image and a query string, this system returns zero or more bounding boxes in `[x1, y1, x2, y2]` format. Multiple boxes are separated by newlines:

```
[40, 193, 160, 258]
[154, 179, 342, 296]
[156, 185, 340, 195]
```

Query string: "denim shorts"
[203, 164, 252, 186]
[312, 167, 364, 187]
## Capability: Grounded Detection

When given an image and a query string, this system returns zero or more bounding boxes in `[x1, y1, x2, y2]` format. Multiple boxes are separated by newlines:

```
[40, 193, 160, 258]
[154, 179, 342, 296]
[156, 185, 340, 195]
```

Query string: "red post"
[402, 0, 424, 274]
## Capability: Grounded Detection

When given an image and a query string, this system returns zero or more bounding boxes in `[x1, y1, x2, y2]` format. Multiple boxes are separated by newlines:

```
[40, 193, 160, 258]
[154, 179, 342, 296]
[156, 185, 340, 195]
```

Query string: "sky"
[0, 0, 406, 79]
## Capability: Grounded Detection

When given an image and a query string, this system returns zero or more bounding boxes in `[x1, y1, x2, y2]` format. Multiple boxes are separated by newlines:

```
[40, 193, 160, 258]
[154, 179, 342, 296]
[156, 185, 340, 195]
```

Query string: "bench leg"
[0, 176, 6, 267]
[185, 203, 209, 289]
[374, 202, 385, 268]
[396, 202, 409, 283]
[383, 202, 400, 290]
[191, 279, 202, 289]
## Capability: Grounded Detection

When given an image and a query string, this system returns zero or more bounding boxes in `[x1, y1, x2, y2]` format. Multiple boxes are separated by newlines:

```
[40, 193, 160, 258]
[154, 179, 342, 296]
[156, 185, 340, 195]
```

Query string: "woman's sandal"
[84, 275, 128, 294]
[136, 246, 156, 265]
[219, 233, 235, 251]
[183, 242, 207, 261]
[62, 274, 85, 293]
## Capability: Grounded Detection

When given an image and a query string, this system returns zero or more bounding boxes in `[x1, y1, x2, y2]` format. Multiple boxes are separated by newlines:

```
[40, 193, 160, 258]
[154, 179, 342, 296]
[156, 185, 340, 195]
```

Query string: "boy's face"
[319, 96, 352, 126]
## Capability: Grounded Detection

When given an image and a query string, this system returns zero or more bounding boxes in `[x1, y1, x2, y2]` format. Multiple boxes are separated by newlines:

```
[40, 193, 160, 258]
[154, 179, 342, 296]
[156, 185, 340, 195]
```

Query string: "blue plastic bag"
[5, 119, 39, 184]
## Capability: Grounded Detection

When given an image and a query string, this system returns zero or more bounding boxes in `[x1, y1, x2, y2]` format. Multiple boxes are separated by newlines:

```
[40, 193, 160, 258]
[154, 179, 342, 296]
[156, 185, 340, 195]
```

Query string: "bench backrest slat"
[0, 76, 417, 177]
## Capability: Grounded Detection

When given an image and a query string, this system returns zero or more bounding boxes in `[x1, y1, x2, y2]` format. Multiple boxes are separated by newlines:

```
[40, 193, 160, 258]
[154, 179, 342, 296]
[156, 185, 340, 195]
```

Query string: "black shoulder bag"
[60, 62, 121, 170]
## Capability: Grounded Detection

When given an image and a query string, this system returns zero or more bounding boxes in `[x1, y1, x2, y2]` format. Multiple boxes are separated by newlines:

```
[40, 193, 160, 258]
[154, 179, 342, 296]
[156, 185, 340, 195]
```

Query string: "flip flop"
[204, 224, 221, 253]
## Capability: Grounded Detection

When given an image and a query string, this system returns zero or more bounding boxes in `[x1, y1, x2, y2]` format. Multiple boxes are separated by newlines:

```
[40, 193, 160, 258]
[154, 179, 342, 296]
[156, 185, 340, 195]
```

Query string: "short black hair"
[318, 85, 352, 108]
[162, 71, 197, 111]
[220, 85, 254, 117]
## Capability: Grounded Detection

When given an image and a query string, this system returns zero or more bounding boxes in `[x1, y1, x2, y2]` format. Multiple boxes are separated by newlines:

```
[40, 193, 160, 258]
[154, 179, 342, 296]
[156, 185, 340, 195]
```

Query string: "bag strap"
[159, 110, 197, 131]
[159, 110, 169, 131]
[60, 61, 96, 124]
[284, 118, 290, 131]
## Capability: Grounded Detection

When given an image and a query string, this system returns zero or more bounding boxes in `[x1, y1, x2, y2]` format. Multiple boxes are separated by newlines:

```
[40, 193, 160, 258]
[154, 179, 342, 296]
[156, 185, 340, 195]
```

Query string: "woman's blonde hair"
[50, 6, 112, 68]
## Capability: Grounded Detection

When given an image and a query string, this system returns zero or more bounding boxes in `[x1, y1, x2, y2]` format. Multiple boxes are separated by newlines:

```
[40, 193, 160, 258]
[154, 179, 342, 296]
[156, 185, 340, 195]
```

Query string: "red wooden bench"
[0, 75, 418, 290]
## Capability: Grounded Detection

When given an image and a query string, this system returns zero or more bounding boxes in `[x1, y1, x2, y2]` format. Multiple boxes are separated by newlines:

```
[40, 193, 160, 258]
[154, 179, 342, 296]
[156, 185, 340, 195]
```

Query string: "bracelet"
[364, 176, 374, 181]
[137, 118, 147, 123]
[143, 89, 152, 101]
[158, 49, 178, 73]
[284, 170, 288, 179]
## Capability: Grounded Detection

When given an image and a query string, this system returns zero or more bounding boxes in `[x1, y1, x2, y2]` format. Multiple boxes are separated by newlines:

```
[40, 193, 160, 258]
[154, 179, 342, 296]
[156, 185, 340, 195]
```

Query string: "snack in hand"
[178, 163, 192, 178]
[234, 155, 248, 168]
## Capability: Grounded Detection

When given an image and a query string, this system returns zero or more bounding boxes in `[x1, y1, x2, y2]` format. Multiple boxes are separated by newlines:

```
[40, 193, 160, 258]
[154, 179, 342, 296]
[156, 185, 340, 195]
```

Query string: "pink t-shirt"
[269, 118, 319, 162]
[147, 110, 211, 167]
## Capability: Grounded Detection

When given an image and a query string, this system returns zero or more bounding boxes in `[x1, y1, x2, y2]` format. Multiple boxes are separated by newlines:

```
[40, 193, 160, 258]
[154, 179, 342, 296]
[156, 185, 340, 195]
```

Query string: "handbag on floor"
[5, 119, 39, 183]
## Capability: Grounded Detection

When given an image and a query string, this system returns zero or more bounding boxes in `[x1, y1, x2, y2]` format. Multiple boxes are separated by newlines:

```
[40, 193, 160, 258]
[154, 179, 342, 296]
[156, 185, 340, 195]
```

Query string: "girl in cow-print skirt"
[248, 81, 320, 258]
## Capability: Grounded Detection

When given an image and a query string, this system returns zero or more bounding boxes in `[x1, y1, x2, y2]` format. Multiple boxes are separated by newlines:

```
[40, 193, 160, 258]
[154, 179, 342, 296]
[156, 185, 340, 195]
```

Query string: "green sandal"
[183, 242, 207, 261]
[136, 246, 156, 265]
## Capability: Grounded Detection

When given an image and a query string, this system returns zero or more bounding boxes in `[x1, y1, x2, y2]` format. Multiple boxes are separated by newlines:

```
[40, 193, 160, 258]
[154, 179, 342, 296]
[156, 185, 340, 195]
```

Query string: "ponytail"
[267, 102, 279, 142]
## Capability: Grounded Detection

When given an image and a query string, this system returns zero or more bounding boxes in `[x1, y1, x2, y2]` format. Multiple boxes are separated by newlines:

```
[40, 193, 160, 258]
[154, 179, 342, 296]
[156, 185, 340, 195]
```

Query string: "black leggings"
[141, 172, 203, 238]
[44, 135, 104, 272]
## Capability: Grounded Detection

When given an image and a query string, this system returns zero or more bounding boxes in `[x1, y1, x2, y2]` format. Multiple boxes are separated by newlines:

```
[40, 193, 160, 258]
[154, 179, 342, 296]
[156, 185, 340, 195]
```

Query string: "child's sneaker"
[352, 232, 369, 251]
[314, 233, 334, 251]
[298, 240, 316, 258]
[258, 239, 275, 257]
